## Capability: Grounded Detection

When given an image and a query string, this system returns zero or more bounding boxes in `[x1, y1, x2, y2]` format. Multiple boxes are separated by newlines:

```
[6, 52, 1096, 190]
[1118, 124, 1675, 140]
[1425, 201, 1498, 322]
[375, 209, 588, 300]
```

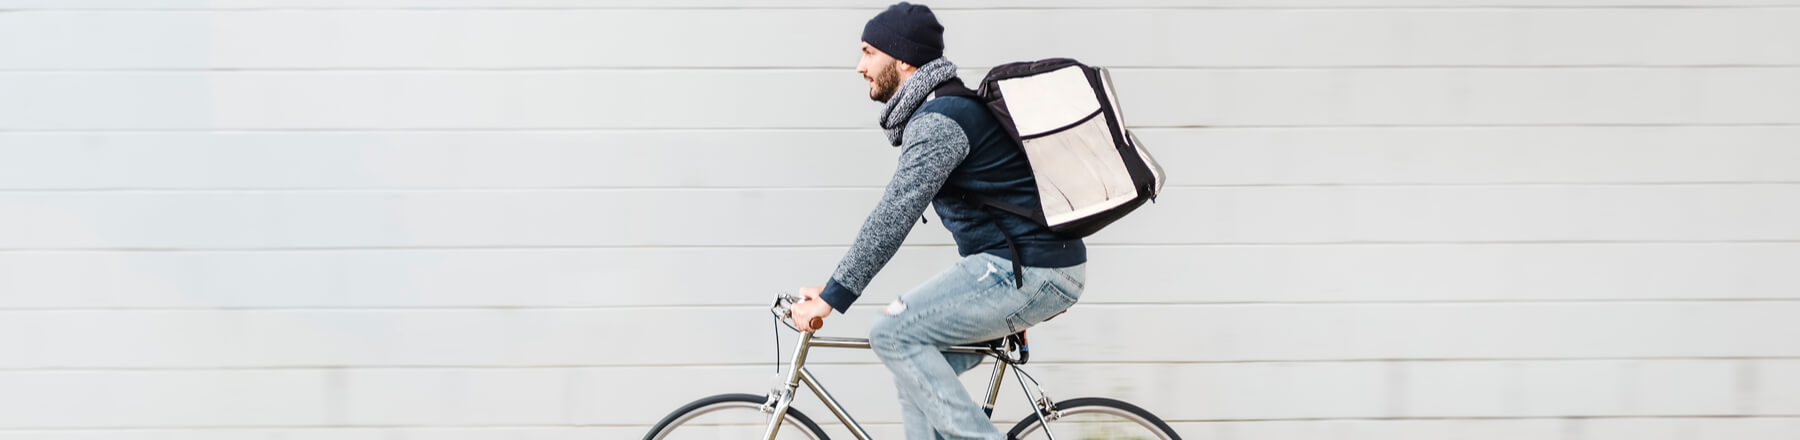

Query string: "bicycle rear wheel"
[643, 393, 830, 440]
[1006, 397, 1181, 440]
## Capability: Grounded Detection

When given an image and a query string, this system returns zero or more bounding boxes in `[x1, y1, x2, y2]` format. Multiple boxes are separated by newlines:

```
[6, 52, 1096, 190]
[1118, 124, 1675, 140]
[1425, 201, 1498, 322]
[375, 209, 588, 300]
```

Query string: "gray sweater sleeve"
[818, 112, 970, 312]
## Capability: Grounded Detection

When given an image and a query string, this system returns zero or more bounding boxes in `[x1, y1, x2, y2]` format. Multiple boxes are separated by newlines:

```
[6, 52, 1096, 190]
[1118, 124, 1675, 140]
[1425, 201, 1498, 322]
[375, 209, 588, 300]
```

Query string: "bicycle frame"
[760, 331, 1055, 440]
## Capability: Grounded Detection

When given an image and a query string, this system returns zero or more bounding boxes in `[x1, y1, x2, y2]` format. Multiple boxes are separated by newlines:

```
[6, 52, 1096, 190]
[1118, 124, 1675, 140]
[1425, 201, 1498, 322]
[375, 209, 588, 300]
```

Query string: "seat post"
[981, 356, 1008, 417]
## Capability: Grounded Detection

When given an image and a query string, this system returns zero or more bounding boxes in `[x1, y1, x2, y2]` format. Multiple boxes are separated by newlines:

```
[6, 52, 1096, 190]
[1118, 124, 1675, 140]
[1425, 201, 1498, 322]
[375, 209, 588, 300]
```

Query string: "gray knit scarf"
[878, 57, 958, 146]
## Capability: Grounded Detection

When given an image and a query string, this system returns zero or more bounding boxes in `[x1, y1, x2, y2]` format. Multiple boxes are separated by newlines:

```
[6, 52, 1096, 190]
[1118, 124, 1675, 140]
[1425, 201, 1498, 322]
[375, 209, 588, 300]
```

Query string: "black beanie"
[861, 2, 945, 68]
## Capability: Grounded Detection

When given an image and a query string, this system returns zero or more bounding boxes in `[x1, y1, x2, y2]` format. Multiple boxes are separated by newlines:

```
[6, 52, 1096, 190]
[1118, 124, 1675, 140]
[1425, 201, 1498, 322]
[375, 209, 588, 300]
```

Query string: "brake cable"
[771, 296, 782, 374]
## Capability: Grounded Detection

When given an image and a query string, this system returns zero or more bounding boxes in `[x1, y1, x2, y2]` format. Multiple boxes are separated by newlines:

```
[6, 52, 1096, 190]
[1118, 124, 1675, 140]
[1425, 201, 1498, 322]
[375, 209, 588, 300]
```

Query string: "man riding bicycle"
[788, 3, 1088, 439]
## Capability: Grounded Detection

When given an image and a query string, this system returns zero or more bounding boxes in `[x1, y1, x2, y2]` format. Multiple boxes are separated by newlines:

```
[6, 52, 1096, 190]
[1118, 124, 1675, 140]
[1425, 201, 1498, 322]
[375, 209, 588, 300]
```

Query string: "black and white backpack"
[934, 58, 1166, 238]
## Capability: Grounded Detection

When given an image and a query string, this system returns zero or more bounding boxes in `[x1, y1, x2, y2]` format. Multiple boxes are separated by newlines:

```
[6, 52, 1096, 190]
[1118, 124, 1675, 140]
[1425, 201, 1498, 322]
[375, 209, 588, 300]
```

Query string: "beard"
[868, 60, 902, 103]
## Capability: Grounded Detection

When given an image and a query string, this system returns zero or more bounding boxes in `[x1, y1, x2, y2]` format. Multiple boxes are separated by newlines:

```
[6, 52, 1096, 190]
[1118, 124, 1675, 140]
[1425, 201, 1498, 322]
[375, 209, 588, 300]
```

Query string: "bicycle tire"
[643, 393, 831, 440]
[1006, 397, 1181, 440]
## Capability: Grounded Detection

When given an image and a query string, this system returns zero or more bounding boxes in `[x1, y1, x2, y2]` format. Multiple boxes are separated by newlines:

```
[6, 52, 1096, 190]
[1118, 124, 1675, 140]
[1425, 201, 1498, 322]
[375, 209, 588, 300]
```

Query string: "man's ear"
[897, 61, 919, 73]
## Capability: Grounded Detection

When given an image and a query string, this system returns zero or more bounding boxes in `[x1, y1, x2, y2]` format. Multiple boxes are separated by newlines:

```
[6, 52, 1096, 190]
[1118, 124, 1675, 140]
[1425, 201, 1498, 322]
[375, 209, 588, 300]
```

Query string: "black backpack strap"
[932, 77, 979, 100]
[940, 186, 1045, 225]
[995, 221, 1025, 290]
[965, 192, 1042, 225]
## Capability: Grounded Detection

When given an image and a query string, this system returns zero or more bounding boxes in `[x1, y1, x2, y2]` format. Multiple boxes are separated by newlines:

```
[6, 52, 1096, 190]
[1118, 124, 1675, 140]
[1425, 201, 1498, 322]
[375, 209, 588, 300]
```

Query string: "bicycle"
[643, 293, 1182, 440]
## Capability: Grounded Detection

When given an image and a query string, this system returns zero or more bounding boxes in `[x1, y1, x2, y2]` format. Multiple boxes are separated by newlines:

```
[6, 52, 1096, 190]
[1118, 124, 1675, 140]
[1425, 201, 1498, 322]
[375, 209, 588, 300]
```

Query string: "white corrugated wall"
[1, 1, 1797, 438]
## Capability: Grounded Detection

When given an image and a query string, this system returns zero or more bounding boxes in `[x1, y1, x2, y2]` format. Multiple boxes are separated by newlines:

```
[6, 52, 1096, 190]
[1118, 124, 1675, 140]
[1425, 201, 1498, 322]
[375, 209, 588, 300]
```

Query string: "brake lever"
[770, 292, 823, 331]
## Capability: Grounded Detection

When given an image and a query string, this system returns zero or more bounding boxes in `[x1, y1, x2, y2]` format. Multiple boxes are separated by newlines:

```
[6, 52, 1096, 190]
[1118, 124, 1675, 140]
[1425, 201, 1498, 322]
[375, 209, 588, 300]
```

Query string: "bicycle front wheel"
[1006, 397, 1181, 440]
[642, 393, 830, 440]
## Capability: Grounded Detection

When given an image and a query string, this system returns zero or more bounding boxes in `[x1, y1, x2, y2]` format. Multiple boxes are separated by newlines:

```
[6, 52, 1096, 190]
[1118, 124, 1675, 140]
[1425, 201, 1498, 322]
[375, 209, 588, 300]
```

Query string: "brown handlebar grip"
[809, 317, 824, 331]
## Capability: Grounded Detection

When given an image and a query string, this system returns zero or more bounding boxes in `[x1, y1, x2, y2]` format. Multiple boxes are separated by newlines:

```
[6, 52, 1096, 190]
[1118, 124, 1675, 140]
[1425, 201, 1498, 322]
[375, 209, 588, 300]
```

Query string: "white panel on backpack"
[1021, 114, 1138, 226]
[995, 66, 1102, 137]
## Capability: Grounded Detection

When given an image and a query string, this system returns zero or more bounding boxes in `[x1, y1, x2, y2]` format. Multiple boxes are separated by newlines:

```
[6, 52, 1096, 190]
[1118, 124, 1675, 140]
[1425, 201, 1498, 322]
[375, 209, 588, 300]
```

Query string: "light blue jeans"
[869, 252, 1085, 440]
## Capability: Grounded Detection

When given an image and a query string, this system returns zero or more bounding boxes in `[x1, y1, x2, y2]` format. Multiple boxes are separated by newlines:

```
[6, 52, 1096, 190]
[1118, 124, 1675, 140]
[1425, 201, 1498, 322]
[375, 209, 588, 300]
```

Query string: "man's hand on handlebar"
[791, 285, 832, 332]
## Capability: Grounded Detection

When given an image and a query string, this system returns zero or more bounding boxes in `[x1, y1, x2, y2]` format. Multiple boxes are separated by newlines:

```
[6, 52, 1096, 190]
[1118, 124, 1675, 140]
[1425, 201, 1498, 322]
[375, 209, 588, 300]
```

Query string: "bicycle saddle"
[975, 331, 1030, 364]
